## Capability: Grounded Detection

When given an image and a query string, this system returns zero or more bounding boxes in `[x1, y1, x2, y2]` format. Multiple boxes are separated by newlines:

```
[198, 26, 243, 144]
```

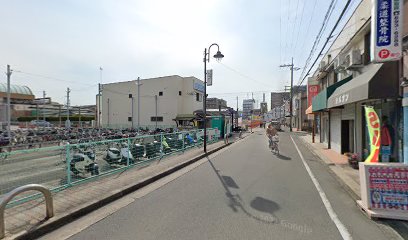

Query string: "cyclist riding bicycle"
[266, 123, 278, 150]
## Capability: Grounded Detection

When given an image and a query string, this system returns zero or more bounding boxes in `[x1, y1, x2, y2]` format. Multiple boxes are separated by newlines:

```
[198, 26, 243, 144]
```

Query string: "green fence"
[0, 128, 220, 206]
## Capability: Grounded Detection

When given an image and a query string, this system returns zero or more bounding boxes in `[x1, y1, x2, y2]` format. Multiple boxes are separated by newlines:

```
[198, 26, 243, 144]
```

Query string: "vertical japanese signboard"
[206, 69, 213, 86]
[371, 0, 403, 62]
[307, 85, 320, 107]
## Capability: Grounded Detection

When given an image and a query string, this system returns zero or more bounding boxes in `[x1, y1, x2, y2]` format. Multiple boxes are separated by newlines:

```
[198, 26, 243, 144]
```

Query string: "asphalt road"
[67, 130, 403, 240]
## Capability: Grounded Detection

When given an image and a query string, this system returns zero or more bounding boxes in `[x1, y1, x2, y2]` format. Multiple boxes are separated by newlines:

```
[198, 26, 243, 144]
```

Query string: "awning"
[305, 105, 313, 115]
[327, 62, 399, 108]
[174, 114, 196, 121]
[312, 75, 353, 112]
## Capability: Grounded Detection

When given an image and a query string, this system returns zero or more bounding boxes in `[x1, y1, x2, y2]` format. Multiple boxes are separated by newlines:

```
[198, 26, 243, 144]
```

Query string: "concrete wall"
[101, 76, 203, 127]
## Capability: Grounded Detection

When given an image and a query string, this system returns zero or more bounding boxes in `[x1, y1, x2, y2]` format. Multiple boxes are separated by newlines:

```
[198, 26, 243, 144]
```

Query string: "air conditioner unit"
[333, 55, 346, 70]
[345, 49, 362, 69]
[319, 61, 327, 71]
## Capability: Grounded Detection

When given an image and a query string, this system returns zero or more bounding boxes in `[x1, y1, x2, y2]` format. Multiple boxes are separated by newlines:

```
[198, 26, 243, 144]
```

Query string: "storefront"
[312, 76, 353, 147]
[327, 62, 401, 161]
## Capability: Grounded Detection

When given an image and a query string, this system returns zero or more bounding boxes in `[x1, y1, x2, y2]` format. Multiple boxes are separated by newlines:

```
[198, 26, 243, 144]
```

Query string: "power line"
[13, 69, 96, 87]
[282, 0, 292, 63]
[216, 62, 276, 88]
[298, 0, 318, 64]
[279, 0, 283, 64]
[295, 0, 353, 91]
[289, 0, 301, 58]
[292, 0, 307, 57]
[299, 0, 337, 81]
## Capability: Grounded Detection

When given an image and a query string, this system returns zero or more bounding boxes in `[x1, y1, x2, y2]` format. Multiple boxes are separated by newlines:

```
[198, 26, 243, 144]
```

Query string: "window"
[151, 116, 163, 122]
[196, 92, 202, 102]
[364, 31, 371, 65]
[128, 117, 132, 122]
[179, 91, 182, 96]
[159, 91, 163, 96]
[128, 94, 132, 98]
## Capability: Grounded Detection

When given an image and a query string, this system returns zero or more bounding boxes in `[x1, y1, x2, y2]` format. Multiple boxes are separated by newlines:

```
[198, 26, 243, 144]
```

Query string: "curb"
[12, 142, 235, 240]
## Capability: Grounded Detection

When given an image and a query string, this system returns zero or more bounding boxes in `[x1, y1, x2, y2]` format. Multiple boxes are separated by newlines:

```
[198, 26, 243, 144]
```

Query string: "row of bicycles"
[0, 127, 178, 152]
[67, 132, 202, 176]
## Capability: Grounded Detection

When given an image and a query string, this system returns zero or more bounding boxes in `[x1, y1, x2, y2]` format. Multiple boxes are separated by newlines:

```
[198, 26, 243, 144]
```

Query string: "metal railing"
[0, 128, 220, 206]
[0, 184, 53, 239]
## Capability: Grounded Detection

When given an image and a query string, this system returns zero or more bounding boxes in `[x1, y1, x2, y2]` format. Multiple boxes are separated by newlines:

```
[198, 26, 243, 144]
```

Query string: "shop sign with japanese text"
[367, 165, 408, 210]
[371, 0, 403, 62]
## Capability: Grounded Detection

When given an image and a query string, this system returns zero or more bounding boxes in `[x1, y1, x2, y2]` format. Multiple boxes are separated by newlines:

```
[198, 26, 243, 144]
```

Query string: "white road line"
[290, 136, 353, 240]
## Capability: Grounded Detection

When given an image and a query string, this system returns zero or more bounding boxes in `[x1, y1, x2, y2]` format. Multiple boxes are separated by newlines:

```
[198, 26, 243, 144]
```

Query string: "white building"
[99, 75, 204, 128]
[242, 99, 255, 119]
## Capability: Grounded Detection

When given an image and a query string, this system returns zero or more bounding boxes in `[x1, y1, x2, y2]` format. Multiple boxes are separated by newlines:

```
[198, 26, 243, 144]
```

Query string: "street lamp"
[203, 43, 224, 152]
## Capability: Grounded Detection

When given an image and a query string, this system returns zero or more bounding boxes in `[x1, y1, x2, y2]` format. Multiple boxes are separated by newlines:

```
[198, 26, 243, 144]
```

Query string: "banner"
[364, 106, 381, 162]
[371, 0, 403, 62]
[307, 85, 320, 107]
[206, 69, 213, 86]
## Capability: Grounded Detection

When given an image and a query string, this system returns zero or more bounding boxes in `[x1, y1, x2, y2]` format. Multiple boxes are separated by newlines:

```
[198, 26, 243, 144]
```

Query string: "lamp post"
[203, 43, 224, 152]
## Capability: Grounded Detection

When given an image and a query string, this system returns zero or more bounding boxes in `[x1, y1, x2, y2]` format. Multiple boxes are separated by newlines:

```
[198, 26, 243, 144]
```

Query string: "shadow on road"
[276, 154, 291, 160]
[222, 175, 239, 189]
[207, 157, 279, 224]
[250, 197, 280, 215]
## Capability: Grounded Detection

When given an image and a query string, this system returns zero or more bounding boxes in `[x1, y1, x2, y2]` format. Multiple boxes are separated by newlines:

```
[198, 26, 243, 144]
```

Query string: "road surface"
[65, 130, 403, 240]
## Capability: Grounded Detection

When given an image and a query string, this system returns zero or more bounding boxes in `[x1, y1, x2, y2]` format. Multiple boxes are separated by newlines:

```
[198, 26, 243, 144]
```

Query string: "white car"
[30, 120, 53, 127]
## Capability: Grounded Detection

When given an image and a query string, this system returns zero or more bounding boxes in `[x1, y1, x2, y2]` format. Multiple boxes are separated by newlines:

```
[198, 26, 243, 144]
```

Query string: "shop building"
[311, 0, 403, 162]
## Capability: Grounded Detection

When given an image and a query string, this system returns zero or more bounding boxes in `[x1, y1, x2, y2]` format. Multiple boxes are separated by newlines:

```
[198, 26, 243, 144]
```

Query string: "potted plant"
[348, 153, 360, 169]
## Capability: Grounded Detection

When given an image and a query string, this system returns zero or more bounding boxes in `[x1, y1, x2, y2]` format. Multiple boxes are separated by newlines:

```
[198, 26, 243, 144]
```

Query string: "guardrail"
[0, 184, 53, 239]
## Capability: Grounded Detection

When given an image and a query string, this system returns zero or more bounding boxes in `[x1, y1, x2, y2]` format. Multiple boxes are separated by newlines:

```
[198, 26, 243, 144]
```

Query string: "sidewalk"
[296, 132, 361, 199]
[3, 132, 251, 240]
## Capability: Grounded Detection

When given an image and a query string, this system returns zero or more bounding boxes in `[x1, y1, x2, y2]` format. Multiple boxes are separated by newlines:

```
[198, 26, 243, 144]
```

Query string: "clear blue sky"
[0, 0, 360, 108]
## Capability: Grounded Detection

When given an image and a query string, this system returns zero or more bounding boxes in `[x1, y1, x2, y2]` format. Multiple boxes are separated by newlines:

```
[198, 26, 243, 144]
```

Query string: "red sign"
[308, 85, 320, 107]
[378, 49, 390, 59]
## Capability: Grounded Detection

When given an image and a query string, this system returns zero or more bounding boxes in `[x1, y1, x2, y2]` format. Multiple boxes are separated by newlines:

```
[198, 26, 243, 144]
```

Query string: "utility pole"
[107, 98, 110, 127]
[155, 95, 158, 128]
[130, 94, 134, 129]
[98, 83, 101, 129]
[6, 65, 12, 138]
[280, 57, 300, 132]
[43, 91, 46, 121]
[99, 67, 103, 129]
[78, 106, 81, 128]
[66, 87, 71, 122]
[137, 77, 141, 131]
[236, 96, 239, 127]
[58, 105, 62, 127]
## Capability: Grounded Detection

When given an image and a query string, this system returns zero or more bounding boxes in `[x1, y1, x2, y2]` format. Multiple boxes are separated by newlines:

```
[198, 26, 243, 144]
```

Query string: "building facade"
[242, 99, 255, 120]
[292, 86, 307, 131]
[0, 83, 35, 128]
[270, 92, 289, 110]
[311, 0, 403, 162]
[99, 75, 204, 128]
[206, 98, 227, 110]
